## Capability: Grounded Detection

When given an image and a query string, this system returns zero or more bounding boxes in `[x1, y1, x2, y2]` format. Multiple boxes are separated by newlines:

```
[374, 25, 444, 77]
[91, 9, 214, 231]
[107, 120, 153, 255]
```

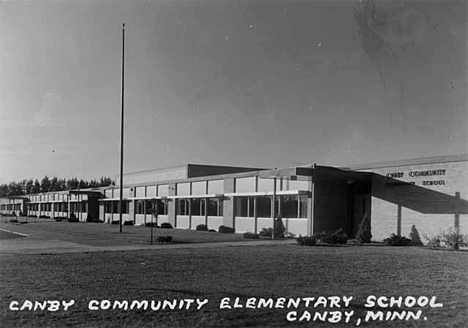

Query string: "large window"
[176, 199, 189, 215]
[207, 198, 223, 216]
[257, 196, 271, 217]
[157, 199, 168, 215]
[135, 200, 145, 214]
[235, 197, 255, 217]
[191, 198, 205, 216]
[280, 195, 298, 218]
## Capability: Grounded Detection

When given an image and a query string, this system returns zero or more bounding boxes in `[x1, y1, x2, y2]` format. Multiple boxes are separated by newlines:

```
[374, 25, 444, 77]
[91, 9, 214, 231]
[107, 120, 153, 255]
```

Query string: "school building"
[1, 154, 467, 241]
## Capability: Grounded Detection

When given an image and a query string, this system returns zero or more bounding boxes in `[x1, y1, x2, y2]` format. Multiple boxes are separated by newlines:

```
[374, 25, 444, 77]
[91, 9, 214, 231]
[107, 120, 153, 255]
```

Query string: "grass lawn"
[1, 245, 467, 328]
[0, 218, 247, 246]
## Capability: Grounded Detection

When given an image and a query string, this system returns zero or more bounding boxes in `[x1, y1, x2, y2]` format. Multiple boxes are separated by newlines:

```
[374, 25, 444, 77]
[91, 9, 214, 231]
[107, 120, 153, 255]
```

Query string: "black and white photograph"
[0, 0, 467, 327]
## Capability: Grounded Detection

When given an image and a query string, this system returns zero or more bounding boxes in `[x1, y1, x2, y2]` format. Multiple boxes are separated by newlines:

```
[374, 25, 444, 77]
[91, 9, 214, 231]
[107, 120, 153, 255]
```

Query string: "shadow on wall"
[372, 174, 468, 215]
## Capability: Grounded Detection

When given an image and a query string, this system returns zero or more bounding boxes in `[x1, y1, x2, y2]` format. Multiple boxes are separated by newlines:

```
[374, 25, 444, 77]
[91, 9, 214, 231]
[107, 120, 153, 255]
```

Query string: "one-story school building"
[1, 154, 467, 241]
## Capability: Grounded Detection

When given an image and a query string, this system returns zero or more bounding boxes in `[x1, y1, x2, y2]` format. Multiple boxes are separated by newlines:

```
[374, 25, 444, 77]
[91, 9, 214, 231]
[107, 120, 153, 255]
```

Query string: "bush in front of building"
[144, 222, 158, 228]
[383, 234, 411, 246]
[243, 232, 260, 239]
[196, 224, 208, 231]
[39, 215, 50, 219]
[28, 214, 37, 218]
[274, 216, 286, 238]
[68, 217, 79, 222]
[425, 227, 468, 250]
[111, 220, 119, 225]
[160, 222, 173, 229]
[218, 225, 235, 233]
[409, 225, 423, 246]
[296, 235, 318, 246]
[318, 228, 349, 245]
[356, 213, 372, 243]
[259, 228, 273, 237]
[123, 220, 134, 226]
[157, 236, 173, 244]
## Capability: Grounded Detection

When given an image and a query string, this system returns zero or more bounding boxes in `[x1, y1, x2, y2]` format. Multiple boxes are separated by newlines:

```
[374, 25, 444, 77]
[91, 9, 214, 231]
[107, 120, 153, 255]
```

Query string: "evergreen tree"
[41, 176, 51, 193]
[49, 176, 59, 192]
[356, 213, 372, 243]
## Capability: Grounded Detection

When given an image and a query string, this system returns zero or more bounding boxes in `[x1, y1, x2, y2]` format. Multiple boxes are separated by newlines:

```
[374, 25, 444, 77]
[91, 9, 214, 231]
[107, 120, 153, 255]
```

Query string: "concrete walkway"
[0, 236, 297, 255]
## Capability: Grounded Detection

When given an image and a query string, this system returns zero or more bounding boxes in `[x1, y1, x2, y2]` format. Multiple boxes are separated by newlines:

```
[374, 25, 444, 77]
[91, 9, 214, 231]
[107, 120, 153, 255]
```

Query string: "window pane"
[280, 195, 298, 218]
[136, 200, 144, 214]
[176, 199, 189, 215]
[235, 197, 248, 217]
[207, 198, 221, 216]
[258, 178, 274, 192]
[157, 199, 168, 215]
[299, 194, 308, 218]
[235, 177, 255, 193]
[208, 180, 224, 194]
[257, 196, 271, 217]
[158, 185, 168, 197]
[191, 199, 205, 216]
[283, 180, 309, 191]
[135, 187, 145, 198]
[191, 181, 206, 195]
[177, 183, 190, 196]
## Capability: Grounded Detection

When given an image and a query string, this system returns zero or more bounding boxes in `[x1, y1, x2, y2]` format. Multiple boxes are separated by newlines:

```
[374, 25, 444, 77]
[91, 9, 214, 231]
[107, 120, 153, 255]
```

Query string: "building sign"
[384, 169, 447, 187]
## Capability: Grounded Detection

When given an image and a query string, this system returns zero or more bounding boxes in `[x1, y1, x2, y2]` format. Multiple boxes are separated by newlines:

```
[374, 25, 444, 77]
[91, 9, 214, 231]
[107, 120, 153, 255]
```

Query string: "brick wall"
[364, 160, 468, 241]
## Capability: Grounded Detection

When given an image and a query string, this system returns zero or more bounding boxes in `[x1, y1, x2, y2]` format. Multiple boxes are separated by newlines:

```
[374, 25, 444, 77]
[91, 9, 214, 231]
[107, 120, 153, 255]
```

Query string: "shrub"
[208, 229, 217, 232]
[259, 228, 273, 237]
[438, 227, 468, 250]
[28, 214, 37, 218]
[145, 222, 158, 228]
[356, 213, 372, 243]
[243, 232, 260, 239]
[274, 216, 286, 238]
[296, 236, 318, 246]
[39, 215, 50, 219]
[319, 228, 349, 245]
[123, 220, 134, 226]
[68, 217, 79, 222]
[409, 225, 423, 246]
[10, 219, 19, 223]
[425, 235, 441, 249]
[157, 236, 173, 244]
[196, 224, 208, 231]
[111, 220, 119, 225]
[384, 234, 411, 246]
[69, 212, 77, 220]
[160, 222, 173, 229]
[218, 225, 235, 233]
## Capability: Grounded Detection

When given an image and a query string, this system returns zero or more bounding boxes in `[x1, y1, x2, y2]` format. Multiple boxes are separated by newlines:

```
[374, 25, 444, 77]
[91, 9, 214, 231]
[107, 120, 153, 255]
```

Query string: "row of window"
[235, 177, 309, 193]
[0, 204, 21, 210]
[235, 195, 308, 218]
[176, 198, 223, 216]
[27, 202, 86, 212]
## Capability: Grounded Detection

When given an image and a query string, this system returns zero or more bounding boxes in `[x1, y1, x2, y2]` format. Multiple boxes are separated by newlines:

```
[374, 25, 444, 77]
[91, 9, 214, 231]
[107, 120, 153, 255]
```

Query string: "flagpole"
[119, 23, 125, 233]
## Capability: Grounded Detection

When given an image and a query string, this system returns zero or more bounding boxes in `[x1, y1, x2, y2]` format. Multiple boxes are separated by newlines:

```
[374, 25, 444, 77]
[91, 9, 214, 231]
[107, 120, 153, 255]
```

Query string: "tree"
[41, 176, 51, 193]
[356, 213, 372, 243]
[50, 176, 59, 192]
[32, 179, 41, 193]
[25, 179, 34, 194]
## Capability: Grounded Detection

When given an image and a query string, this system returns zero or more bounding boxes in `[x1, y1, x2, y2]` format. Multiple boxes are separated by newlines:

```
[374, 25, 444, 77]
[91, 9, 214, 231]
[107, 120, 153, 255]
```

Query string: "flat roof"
[344, 153, 468, 170]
